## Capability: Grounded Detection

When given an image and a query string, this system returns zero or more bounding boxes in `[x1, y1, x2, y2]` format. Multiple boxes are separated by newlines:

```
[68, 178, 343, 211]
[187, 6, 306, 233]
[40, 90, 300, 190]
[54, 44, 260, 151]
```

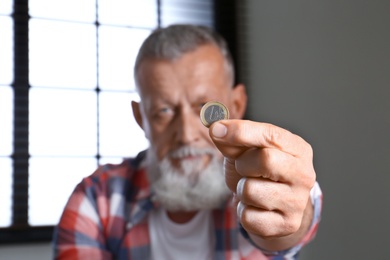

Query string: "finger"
[235, 147, 299, 182]
[209, 120, 312, 159]
[236, 177, 306, 213]
[224, 150, 314, 196]
[237, 202, 302, 238]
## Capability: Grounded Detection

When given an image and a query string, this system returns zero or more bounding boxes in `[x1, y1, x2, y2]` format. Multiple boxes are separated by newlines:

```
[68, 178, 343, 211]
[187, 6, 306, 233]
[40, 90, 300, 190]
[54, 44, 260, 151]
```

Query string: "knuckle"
[265, 124, 282, 146]
[302, 167, 316, 188]
[283, 215, 301, 234]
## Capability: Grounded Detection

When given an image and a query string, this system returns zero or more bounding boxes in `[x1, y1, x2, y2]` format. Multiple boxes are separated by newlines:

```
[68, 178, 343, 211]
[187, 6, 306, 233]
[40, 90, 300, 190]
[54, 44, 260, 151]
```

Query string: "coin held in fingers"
[200, 101, 229, 128]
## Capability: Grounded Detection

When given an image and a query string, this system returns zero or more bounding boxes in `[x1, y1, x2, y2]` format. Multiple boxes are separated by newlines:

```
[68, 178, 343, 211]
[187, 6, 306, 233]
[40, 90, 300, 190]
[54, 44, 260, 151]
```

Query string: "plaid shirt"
[53, 151, 322, 260]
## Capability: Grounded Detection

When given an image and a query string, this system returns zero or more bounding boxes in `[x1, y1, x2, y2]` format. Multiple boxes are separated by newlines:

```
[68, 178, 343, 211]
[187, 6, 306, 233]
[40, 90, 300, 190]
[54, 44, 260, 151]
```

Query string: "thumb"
[210, 119, 305, 158]
[209, 120, 248, 159]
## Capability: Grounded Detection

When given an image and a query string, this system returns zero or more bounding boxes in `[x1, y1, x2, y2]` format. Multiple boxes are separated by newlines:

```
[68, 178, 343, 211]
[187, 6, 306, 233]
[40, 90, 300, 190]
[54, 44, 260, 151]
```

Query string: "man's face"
[135, 44, 244, 171]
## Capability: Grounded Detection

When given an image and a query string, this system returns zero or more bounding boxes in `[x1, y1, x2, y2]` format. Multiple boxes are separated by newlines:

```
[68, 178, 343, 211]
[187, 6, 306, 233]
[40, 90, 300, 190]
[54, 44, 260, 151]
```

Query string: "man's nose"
[174, 109, 201, 145]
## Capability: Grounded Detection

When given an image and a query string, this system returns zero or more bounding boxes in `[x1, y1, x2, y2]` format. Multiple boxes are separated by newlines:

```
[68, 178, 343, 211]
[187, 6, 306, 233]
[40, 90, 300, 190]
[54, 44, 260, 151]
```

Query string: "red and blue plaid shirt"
[53, 151, 322, 260]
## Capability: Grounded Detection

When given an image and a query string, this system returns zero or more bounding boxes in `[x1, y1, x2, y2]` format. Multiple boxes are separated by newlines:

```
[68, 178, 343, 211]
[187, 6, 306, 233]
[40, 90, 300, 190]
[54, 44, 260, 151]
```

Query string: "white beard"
[146, 146, 231, 212]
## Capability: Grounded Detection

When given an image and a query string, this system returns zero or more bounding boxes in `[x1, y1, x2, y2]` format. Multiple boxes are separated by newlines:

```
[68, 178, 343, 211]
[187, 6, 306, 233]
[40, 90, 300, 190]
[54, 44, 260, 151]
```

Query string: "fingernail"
[212, 123, 227, 138]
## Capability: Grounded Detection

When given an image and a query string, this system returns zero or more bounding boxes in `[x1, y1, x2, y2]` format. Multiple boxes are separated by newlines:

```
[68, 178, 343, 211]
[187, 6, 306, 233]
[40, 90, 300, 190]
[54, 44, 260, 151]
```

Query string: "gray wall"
[240, 1, 390, 259]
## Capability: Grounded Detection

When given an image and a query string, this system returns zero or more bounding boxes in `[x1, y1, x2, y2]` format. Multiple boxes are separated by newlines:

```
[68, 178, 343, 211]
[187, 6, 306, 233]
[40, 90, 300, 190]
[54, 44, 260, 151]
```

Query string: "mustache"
[167, 146, 217, 159]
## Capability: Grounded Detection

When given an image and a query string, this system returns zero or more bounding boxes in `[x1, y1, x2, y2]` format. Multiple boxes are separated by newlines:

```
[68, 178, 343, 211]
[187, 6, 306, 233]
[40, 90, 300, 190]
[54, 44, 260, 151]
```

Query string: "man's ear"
[131, 100, 143, 130]
[230, 83, 248, 119]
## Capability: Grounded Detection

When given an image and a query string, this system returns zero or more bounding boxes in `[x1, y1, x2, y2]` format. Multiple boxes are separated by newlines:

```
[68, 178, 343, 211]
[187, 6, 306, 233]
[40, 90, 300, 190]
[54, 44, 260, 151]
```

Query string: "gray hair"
[134, 24, 235, 88]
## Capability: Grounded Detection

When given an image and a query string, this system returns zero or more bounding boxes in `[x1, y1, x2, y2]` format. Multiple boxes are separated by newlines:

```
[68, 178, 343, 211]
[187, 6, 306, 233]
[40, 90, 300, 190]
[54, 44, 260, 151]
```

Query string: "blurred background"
[0, 0, 389, 259]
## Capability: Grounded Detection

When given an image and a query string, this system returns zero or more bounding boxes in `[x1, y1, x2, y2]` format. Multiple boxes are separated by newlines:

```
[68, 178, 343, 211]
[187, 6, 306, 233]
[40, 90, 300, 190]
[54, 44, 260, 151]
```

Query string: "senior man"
[53, 24, 322, 260]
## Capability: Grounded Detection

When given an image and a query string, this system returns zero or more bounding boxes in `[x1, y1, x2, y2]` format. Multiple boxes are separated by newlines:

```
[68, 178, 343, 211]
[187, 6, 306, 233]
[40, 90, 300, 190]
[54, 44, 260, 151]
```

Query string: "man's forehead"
[137, 44, 224, 68]
[135, 45, 231, 100]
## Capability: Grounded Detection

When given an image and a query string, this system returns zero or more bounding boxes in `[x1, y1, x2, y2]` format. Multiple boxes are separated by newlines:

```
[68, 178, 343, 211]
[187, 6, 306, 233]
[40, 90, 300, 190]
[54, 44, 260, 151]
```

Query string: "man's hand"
[209, 120, 316, 251]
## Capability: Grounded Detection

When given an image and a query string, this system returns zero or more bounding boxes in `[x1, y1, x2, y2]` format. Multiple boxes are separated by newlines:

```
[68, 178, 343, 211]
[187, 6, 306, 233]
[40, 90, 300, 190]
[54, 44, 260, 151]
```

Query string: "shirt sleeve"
[52, 176, 113, 260]
[239, 181, 323, 259]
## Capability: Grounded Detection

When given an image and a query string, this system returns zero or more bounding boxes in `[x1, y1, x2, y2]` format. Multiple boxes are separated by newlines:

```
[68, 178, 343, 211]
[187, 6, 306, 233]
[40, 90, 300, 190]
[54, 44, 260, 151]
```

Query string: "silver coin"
[200, 101, 229, 127]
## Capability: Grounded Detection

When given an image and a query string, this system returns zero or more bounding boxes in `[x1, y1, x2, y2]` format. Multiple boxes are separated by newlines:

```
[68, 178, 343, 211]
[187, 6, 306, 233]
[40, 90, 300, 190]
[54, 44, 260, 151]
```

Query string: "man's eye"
[153, 107, 174, 119]
[159, 107, 172, 114]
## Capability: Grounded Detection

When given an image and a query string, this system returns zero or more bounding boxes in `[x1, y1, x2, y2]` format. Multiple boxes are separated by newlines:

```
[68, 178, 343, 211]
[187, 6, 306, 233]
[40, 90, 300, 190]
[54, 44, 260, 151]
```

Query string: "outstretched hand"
[209, 120, 316, 251]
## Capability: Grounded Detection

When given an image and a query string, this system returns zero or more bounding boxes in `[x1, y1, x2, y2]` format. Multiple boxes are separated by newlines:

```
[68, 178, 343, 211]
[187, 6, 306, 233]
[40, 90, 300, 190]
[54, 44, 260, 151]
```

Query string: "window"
[0, 0, 219, 243]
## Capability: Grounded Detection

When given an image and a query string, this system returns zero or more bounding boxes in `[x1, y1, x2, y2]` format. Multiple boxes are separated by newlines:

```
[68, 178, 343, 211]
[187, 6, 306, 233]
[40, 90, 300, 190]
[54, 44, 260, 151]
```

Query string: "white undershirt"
[149, 208, 215, 260]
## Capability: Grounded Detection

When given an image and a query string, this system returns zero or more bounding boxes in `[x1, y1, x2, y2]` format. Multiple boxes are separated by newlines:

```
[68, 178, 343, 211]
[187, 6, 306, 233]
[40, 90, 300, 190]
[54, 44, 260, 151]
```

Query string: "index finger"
[209, 120, 311, 159]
